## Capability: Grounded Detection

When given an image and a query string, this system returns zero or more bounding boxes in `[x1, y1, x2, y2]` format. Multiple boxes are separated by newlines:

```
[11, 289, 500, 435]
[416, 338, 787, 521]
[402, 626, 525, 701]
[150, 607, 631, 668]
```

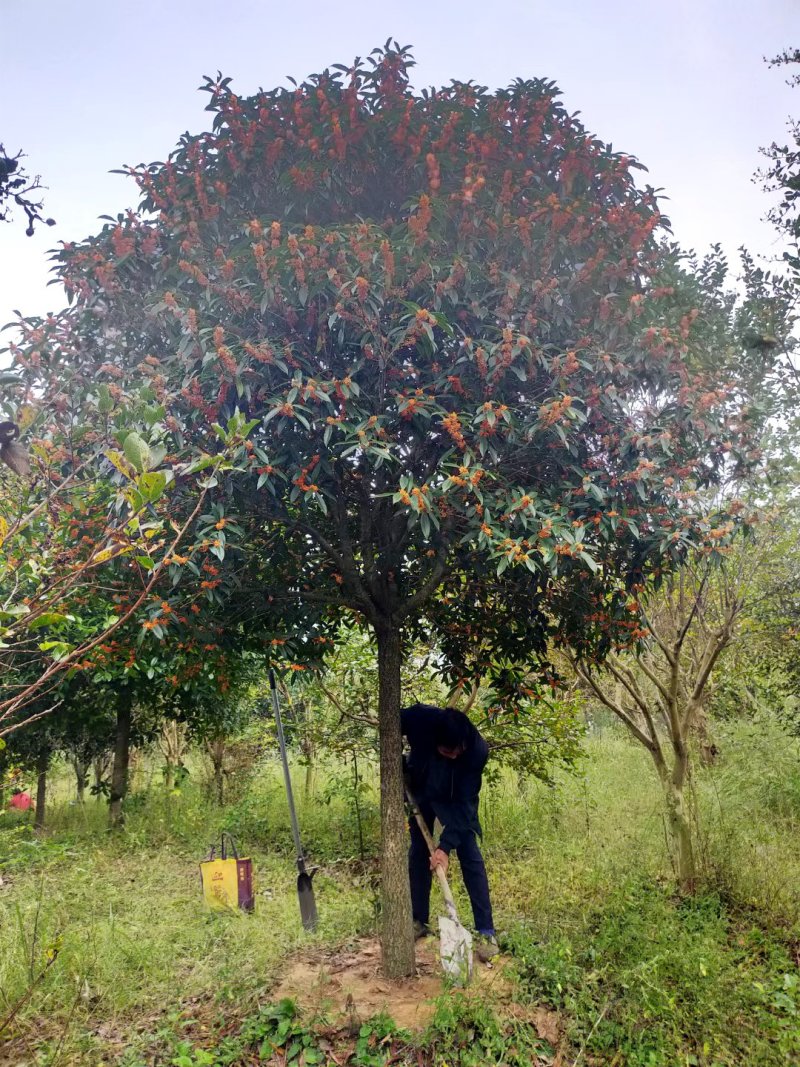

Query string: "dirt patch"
[270, 935, 528, 1033]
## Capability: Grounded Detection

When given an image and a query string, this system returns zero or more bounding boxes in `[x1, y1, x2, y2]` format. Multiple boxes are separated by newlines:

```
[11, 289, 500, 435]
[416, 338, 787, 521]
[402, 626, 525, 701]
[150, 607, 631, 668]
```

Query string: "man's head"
[435, 708, 471, 760]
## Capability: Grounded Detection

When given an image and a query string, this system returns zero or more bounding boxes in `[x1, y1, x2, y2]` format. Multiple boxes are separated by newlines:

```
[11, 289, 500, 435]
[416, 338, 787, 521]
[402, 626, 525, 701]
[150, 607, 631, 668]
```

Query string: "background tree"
[711, 500, 800, 731]
[1, 697, 61, 830]
[0, 144, 54, 235]
[760, 46, 800, 276]
[47, 679, 116, 804]
[0, 356, 225, 737]
[570, 511, 786, 891]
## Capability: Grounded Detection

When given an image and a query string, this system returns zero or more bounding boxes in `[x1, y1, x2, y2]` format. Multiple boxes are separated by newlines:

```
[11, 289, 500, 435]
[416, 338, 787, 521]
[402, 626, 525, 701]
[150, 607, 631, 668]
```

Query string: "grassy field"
[1, 722, 800, 1065]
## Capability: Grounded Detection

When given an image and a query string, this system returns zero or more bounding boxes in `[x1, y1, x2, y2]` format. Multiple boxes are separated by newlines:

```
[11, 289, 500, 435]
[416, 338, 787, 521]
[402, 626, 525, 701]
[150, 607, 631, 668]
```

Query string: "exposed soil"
[270, 934, 557, 1040]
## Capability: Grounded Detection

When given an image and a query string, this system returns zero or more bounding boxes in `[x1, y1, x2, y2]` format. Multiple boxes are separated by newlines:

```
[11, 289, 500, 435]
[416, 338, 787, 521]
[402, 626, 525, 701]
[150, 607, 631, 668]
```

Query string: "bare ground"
[270, 934, 561, 1046]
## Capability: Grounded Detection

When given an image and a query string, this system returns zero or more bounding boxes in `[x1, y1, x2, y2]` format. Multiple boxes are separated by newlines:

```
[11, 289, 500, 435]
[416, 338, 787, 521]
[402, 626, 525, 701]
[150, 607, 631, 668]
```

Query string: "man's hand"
[430, 848, 449, 875]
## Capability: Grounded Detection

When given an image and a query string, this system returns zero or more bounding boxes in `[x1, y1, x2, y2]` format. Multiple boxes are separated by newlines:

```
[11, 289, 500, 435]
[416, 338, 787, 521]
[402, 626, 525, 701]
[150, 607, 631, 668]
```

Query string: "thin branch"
[633, 653, 672, 719]
[573, 659, 657, 754]
[672, 572, 708, 655]
[318, 682, 378, 729]
[0, 490, 208, 734]
[639, 605, 676, 666]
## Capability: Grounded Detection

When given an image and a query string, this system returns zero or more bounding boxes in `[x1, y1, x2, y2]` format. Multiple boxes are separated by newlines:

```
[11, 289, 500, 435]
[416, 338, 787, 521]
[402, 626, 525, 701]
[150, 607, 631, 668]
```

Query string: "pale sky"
[1, 0, 798, 336]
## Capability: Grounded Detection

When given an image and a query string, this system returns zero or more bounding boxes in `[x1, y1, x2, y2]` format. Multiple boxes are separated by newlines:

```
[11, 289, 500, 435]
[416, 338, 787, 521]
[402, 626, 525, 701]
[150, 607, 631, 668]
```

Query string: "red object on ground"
[9, 791, 32, 811]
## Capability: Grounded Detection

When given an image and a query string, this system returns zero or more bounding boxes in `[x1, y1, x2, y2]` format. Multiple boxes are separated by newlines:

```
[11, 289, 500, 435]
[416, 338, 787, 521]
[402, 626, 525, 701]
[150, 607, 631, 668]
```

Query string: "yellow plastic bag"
[199, 833, 254, 912]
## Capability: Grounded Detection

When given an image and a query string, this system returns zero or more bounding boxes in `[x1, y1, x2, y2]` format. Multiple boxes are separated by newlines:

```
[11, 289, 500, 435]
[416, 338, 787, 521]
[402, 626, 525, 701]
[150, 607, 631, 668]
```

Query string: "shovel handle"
[405, 787, 459, 923]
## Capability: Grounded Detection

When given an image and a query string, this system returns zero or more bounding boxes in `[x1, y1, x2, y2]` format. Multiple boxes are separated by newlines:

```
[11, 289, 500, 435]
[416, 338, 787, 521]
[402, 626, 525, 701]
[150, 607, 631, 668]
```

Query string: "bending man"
[400, 702, 498, 961]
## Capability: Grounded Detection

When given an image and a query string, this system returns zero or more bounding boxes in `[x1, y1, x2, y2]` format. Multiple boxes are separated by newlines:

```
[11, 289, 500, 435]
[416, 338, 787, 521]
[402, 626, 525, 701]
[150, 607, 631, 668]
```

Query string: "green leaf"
[97, 384, 114, 413]
[28, 612, 70, 630]
[123, 432, 151, 473]
[37, 640, 74, 660]
[139, 471, 167, 503]
[0, 605, 31, 621]
[183, 454, 216, 475]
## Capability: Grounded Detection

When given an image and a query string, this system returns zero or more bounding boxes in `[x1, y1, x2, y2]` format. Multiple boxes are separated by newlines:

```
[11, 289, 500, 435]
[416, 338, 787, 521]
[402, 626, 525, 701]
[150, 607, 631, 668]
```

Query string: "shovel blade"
[438, 915, 473, 985]
[297, 871, 318, 931]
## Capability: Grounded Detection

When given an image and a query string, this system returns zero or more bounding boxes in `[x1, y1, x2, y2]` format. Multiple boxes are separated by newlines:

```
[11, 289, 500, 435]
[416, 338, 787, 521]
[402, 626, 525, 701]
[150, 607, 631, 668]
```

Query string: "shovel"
[269, 669, 318, 931]
[405, 787, 473, 985]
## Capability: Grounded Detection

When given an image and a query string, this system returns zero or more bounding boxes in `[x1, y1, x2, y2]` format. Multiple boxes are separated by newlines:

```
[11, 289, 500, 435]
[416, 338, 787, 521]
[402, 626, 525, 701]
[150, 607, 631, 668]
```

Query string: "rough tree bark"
[93, 754, 110, 800]
[652, 731, 695, 891]
[109, 688, 132, 828]
[34, 750, 48, 831]
[376, 624, 415, 978]
[71, 756, 89, 803]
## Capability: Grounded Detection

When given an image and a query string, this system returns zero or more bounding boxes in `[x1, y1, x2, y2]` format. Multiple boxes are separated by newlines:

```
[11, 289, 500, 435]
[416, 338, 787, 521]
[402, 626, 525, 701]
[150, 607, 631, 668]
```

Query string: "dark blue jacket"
[400, 703, 489, 853]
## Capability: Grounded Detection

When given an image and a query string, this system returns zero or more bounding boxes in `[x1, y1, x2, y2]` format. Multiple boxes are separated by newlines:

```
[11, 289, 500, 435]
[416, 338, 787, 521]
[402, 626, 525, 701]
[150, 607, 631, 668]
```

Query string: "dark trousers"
[408, 801, 495, 934]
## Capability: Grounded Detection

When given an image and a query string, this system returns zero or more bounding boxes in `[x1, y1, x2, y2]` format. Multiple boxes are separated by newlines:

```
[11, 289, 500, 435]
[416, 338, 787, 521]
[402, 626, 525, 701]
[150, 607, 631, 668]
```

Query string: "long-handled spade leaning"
[269, 669, 318, 931]
[405, 786, 473, 985]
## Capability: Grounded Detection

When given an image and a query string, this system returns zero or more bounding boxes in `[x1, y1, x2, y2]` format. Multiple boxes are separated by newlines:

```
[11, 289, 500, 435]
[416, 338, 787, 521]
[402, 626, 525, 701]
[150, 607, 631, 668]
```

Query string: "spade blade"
[297, 871, 318, 931]
[438, 915, 473, 985]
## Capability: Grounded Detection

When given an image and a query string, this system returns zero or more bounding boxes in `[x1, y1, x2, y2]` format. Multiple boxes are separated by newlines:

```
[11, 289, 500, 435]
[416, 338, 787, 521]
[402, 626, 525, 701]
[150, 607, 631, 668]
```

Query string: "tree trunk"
[376, 625, 415, 978]
[693, 697, 719, 766]
[205, 738, 226, 805]
[73, 757, 89, 803]
[666, 781, 696, 892]
[352, 751, 366, 862]
[93, 755, 107, 800]
[297, 699, 316, 800]
[667, 742, 696, 891]
[34, 750, 48, 831]
[159, 720, 188, 793]
[304, 753, 316, 800]
[109, 689, 132, 829]
[654, 749, 696, 893]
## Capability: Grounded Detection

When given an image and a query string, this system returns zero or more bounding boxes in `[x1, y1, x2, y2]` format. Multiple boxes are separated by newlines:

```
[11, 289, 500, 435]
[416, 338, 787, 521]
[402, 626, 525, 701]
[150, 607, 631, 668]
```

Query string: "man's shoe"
[413, 920, 433, 940]
[475, 934, 500, 962]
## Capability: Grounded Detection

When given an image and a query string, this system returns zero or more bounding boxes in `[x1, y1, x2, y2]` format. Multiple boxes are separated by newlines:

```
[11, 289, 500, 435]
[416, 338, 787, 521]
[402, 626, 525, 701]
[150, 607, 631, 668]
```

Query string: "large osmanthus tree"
[14, 43, 753, 975]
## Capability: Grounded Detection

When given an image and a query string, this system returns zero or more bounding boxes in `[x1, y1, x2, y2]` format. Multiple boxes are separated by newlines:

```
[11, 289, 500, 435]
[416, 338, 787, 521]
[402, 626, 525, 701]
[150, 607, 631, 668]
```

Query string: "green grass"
[0, 770, 373, 1063]
[1, 724, 800, 1064]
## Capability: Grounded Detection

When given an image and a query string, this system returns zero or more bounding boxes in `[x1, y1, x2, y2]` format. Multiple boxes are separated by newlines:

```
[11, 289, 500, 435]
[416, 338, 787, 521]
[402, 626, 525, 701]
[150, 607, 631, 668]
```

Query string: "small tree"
[570, 516, 782, 890]
[52, 681, 117, 803]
